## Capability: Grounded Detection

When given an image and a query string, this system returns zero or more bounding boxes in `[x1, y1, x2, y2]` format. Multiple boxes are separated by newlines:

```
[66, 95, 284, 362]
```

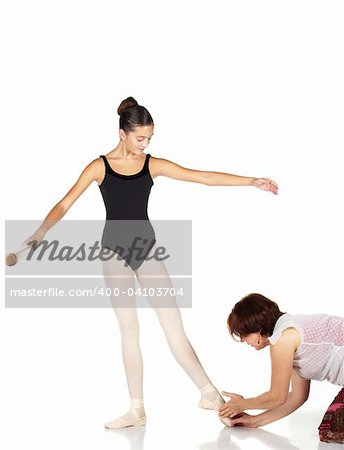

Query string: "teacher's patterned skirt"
[318, 387, 344, 444]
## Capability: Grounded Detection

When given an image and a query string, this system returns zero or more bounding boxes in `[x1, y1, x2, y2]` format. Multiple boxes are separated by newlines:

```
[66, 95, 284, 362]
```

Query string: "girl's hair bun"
[117, 97, 139, 115]
[117, 97, 153, 132]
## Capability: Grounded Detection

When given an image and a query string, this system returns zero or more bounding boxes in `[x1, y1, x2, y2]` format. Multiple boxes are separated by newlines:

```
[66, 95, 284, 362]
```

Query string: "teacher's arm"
[219, 328, 299, 417]
[231, 371, 310, 427]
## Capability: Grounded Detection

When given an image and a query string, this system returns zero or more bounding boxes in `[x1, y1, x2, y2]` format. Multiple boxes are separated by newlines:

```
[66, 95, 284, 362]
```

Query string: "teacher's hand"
[219, 392, 245, 418]
[231, 412, 258, 428]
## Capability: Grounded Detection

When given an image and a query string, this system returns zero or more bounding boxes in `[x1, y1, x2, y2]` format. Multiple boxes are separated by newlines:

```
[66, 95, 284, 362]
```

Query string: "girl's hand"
[253, 177, 279, 195]
[230, 412, 258, 428]
[22, 230, 45, 250]
[219, 392, 246, 418]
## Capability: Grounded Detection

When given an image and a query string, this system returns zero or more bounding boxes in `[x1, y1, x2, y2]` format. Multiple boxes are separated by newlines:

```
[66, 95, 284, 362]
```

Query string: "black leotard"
[98, 153, 156, 270]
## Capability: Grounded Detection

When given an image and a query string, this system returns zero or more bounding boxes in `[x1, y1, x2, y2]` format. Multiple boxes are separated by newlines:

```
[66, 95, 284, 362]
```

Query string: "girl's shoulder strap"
[99, 154, 112, 173]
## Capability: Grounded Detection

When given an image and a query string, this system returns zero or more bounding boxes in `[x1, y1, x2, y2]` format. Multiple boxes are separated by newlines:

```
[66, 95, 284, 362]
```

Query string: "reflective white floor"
[4, 309, 344, 450]
[103, 411, 343, 450]
[5, 402, 343, 450]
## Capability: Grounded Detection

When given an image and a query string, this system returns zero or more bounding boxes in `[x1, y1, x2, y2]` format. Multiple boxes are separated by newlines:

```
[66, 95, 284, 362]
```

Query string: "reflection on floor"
[104, 410, 344, 450]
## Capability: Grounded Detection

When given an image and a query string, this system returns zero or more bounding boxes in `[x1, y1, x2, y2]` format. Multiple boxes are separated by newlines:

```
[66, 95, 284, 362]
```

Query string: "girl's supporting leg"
[102, 254, 145, 429]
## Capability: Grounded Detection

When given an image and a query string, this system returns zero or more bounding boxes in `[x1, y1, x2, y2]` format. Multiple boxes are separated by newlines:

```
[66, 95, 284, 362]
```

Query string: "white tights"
[102, 249, 230, 428]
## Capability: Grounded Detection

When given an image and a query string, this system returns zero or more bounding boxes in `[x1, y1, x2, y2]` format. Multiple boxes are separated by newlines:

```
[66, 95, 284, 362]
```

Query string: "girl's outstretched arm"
[23, 158, 102, 248]
[150, 157, 278, 194]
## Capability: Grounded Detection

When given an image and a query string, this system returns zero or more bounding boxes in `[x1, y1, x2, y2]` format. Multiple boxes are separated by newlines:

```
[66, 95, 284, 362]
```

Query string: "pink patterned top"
[268, 313, 344, 386]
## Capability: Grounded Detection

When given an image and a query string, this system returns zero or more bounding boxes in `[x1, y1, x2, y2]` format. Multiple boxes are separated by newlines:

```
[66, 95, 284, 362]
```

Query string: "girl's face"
[121, 125, 154, 154]
[240, 332, 270, 350]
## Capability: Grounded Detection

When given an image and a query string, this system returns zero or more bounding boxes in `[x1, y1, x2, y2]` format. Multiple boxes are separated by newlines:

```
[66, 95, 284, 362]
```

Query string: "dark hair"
[117, 96, 154, 133]
[227, 293, 285, 341]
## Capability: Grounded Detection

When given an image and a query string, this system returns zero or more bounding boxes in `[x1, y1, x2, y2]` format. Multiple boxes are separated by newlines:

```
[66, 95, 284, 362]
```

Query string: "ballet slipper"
[218, 415, 232, 427]
[198, 397, 223, 410]
[105, 399, 146, 429]
[198, 383, 225, 410]
[105, 415, 146, 429]
[198, 383, 233, 427]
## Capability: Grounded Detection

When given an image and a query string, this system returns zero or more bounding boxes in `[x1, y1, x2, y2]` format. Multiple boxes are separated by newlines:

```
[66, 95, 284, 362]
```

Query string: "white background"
[2, 0, 344, 449]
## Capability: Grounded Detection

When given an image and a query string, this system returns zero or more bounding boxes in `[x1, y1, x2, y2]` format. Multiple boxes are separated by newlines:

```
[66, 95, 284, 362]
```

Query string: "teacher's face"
[240, 332, 270, 350]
